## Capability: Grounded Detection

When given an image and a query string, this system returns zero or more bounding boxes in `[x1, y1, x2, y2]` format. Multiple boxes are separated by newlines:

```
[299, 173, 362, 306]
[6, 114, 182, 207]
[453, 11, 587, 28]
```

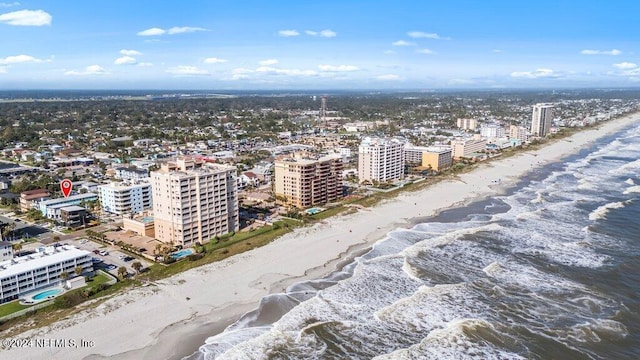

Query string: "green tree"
[74, 266, 83, 276]
[60, 271, 69, 281]
[131, 261, 143, 274]
[117, 266, 128, 279]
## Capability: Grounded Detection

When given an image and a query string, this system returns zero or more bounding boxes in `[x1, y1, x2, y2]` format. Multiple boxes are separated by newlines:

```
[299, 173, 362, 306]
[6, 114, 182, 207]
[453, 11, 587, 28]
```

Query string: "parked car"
[99, 250, 109, 256]
[123, 256, 134, 262]
[93, 250, 100, 254]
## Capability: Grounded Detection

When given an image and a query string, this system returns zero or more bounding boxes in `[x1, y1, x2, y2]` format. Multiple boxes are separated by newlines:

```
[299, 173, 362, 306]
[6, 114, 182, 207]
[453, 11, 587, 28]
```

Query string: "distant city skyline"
[1, 0, 639, 89]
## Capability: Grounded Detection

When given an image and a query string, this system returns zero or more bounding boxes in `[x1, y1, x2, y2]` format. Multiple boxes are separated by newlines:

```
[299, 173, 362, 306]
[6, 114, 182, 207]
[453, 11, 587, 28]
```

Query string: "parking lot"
[70, 238, 152, 277]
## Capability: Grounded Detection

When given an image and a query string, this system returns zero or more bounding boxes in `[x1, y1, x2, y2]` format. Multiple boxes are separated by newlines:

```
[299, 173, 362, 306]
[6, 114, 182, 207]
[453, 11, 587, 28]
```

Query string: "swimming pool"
[306, 207, 324, 215]
[170, 249, 194, 259]
[33, 288, 63, 300]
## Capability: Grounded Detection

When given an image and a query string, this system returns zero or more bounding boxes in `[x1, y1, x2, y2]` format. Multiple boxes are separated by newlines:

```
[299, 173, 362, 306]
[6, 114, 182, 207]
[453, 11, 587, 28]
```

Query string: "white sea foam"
[373, 319, 526, 360]
[623, 185, 640, 194]
[589, 201, 627, 221]
[625, 178, 635, 185]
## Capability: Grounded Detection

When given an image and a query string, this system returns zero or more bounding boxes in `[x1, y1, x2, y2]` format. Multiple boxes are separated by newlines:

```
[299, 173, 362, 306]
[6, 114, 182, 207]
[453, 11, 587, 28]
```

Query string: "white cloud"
[392, 40, 416, 46]
[0, 2, 20, 7]
[167, 26, 207, 35]
[377, 74, 401, 80]
[137, 27, 165, 36]
[384, 50, 396, 55]
[204, 57, 227, 64]
[581, 49, 621, 55]
[65, 65, 107, 76]
[305, 29, 337, 37]
[0, 66, 6, 73]
[137, 62, 153, 67]
[318, 64, 359, 72]
[278, 29, 299, 37]
[138, 26, 206, 36]
[510, 68, 559, 79]
[120, 49, 142, 56]
[407, 31, 447, 39]
[255, 66, 317, 76]
[449, 78, 475, 85]
[416, 48, 435, 54]
[258, 59, 278, 66]
[166, 65, 209, 76]
[319, 29, 336, 38]
[0, 9, 51, 26]
[492, 49, 503, 53]
[613, 62, 637, 70]
[114, 56, 137, 65]
[0, 54, 48, 65]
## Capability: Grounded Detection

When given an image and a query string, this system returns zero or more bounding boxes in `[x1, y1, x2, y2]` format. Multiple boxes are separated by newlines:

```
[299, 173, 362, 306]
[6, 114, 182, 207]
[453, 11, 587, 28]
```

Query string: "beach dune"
[4, 113, 638, 360]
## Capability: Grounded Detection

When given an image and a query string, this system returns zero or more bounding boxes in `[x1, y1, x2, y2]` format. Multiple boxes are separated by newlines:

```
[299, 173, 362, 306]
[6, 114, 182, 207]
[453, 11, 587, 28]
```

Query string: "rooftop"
[0, 245, 91, 279]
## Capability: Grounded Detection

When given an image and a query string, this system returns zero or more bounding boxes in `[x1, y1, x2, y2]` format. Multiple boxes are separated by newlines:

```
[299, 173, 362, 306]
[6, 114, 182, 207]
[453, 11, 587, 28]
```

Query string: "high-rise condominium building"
[358, 138, 405, 183]
[151, 158, 238, 247]
[99, 181, 152, 215]
[457, 118, 478, 130]
[531, 103, 554, 137]
[274, 153, 343, 209]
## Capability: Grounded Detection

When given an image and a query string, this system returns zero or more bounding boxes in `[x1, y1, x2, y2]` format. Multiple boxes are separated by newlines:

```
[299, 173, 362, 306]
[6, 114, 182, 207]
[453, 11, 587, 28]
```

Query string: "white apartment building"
[358, 138, 405, 183]
[451, 138, 487, 159]
[457, 118, 478, 130]
[151, 158, 239, 247]
[480, 125, 504, 140]
[99, 181, 153, 215]
[0, 245, 93, 304]
[114, 167, 150, 181]
[531, 103, 554, 137]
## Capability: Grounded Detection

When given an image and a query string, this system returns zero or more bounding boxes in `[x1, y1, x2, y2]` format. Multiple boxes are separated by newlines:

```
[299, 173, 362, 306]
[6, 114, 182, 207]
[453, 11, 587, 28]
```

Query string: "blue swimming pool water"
[32, 288, 62, 300]
[170, 249, 193, 259]
[306, 207, 323, 215]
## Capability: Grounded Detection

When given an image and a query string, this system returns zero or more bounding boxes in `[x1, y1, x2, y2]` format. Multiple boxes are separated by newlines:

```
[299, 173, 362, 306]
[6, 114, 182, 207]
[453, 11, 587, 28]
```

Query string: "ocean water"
[188, 122, 640, 360]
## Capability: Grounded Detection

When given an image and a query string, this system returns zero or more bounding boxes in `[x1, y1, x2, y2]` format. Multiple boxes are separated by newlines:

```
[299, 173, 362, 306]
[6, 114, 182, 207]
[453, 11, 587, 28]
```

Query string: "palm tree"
[131, 261, 142, 274]
[59, 271, 69, 281]
[12, 242, 22, 255]
[74, 266, 83, 277]
[117, 266, 128, 279]
[53, 235, 61, 244]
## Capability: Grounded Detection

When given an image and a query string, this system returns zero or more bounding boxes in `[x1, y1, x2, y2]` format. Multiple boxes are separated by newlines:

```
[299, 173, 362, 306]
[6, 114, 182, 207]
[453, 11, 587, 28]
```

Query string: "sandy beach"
[3, 113, 638, 360]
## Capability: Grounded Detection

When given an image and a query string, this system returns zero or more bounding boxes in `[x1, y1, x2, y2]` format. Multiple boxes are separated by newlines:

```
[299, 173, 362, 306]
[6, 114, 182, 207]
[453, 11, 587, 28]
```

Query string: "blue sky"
[0, 0, 639, 89]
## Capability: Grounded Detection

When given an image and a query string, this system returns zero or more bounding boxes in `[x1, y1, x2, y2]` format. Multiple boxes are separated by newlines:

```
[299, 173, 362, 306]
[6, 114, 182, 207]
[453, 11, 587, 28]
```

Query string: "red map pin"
[60, 179, 73, 198]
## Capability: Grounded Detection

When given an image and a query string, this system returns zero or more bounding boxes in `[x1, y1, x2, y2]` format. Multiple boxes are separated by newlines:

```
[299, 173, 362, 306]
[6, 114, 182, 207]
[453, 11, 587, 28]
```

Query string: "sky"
[0, 0, 639, 90]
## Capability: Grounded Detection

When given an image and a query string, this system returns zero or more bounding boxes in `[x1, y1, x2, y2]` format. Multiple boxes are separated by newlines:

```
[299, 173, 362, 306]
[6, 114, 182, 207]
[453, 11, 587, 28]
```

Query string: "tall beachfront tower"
[531, 103, 554, 137]
[151, 158, 239, 247]
[358, 137, 405, 184]
[274, 153, 343, 209]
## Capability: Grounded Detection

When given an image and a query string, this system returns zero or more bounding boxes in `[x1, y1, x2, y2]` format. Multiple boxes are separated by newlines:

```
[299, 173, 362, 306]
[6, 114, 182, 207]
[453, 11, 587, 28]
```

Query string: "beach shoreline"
[4, 113, 638, 360]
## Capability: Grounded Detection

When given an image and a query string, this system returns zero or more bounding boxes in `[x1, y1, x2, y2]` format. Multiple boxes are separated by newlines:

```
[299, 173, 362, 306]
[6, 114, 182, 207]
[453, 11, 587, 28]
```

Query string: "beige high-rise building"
[457, 118, 478, 130]
[509, 125, 528, 142]
[151, 157, 238, 247]
[451, 137, 487, 159]
[531, 103, 554, 137]
[274, 153, 343, 209]
[358, 138, 405, 183]
[421, 148, 453, 171]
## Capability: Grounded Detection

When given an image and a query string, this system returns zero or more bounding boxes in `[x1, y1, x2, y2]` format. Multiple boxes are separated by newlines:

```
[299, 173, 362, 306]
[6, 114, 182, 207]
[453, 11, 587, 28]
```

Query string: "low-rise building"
[20, 189, 50, 212]
[0, 245, 93, 304]
[38, 193, 98, 219]
[60, 206, 87, 228]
